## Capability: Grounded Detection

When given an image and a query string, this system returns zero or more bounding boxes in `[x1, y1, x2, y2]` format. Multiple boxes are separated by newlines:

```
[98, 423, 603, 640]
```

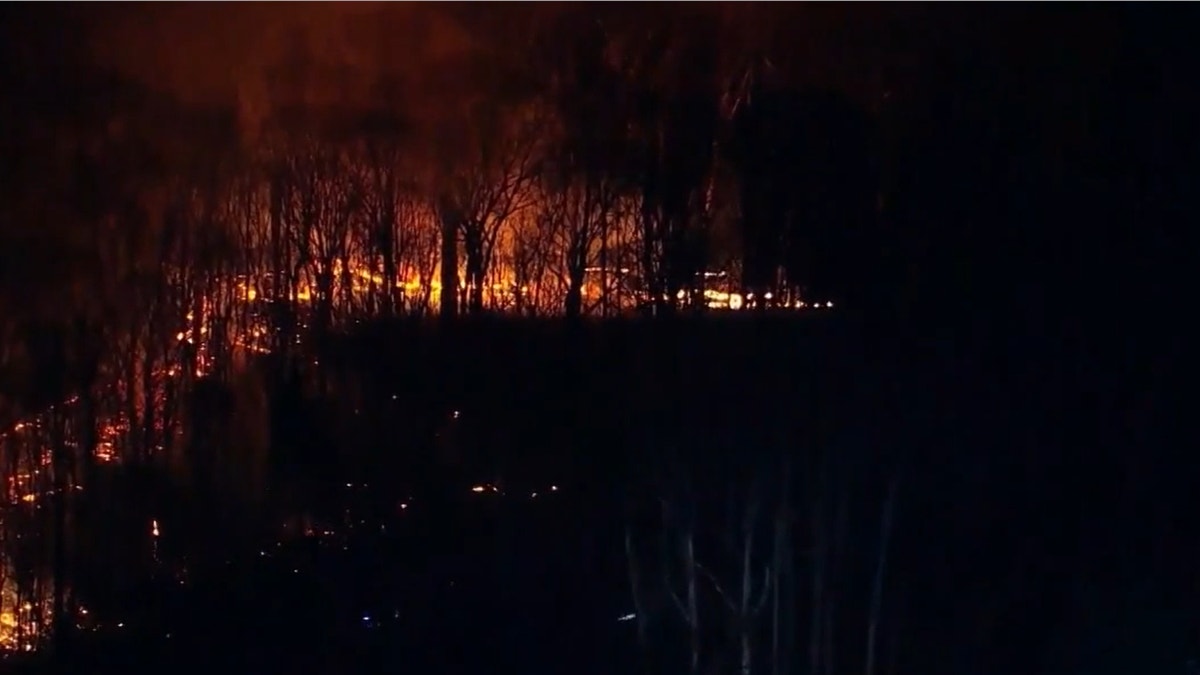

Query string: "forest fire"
[0, 595, 51, 652]
[0, 0, 1181, 671]
[0, 2, 850, 660]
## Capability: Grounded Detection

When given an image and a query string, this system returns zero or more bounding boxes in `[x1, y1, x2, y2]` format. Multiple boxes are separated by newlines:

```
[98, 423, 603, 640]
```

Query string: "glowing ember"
[0, 559, 56, 652]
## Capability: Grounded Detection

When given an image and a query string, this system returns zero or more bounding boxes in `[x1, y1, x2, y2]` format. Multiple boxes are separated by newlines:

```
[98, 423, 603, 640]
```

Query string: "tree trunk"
[641, 206, 665, 316]
[809, 482, 826, 675]
[600, 222, 610, 316]
[565, 265, 585, 319]
[866, 477, 900, 675]
[141, 344, 156, 460]
[740, 506, 757, 675]
[625, 523, 653, 675]
[438, 205, 458, 320]
[381, 201, 398, 318]
[464, 230, 486, 315]
[125, 335, 139, 457]
[664, 497, 701, 675]
[683, 532, 701, 675]
[772, 457, 792, 675]
[49, 339, 71, 655]
[269, 171, 287, 353]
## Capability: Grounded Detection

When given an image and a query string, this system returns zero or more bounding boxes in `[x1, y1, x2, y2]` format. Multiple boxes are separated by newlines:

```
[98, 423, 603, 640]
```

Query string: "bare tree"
[278, 137, 363, 346]
[509, 212, 558, 316]
[356, 115, 413, 318]
[700, 476, 774, 675]
[440, 103, 542, 315]
[401, 202, 440, 316]
[538, 174, 624, 318]
[770, 456, 795, 675]
[624, 449, 704, 675]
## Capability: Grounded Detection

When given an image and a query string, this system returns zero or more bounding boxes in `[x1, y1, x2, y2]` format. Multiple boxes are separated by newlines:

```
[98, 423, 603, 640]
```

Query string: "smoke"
[58, 3, 970, 153]
[83, 4, 492, 139]
[78, 5, 901, 125]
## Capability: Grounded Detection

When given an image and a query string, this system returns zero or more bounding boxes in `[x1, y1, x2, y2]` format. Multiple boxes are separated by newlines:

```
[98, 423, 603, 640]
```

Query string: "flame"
[0, 561, 55, 651]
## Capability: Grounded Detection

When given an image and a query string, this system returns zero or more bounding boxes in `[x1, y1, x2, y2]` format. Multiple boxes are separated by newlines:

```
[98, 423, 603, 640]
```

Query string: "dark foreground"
[6, 315, 1190, 675]
[18, 484, 629, 674]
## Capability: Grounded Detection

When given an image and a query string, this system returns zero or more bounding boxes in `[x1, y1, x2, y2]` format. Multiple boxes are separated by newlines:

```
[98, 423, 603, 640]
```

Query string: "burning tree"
[536, 171, 625, 318]
[0, 69, 172, 650]
[355, 107, 416, 318]
[0, 3, 890, 659]
[437, 101, 544, 316]
[534, 15, 638, 317]
[275, 131, 363, 346]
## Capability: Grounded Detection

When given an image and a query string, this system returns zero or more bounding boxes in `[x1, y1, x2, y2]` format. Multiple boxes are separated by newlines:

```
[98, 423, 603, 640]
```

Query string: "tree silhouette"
[731, 81, 880, 309]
